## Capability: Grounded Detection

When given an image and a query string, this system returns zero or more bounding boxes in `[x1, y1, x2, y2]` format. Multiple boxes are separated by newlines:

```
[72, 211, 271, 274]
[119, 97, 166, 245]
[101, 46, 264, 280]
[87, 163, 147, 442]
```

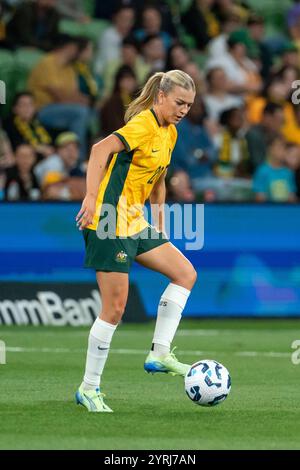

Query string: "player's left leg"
[135, 241, 197, 377]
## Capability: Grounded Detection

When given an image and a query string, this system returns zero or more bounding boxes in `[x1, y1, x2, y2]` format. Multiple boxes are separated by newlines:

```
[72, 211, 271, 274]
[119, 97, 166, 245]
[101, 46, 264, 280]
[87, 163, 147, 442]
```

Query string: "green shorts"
[83, 225, 169, 273]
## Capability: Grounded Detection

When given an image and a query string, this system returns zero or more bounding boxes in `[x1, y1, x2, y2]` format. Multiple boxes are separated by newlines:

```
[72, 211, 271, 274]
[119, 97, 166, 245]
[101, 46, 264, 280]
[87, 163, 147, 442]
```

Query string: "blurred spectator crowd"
[1, 0, 300, 203]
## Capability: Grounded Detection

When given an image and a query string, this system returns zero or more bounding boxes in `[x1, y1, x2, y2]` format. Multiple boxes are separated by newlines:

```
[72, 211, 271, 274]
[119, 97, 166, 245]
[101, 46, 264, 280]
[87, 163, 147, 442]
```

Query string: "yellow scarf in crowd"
[14, 116, 52, 148]
[74, 61, 98, 98]
[201, 7, 220, 38]
[216, 130, 249, 178]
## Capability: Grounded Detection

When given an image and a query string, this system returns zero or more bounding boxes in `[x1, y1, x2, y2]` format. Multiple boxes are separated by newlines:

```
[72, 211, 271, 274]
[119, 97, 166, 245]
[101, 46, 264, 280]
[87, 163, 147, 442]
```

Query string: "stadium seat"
[82, 0, 95, 16]
[14, 47, 45, 92]
[59, 19, 110, 44]
[0, 49, 16, 118]
[0, 49, 14, 82]
[246, 0, 292, 36]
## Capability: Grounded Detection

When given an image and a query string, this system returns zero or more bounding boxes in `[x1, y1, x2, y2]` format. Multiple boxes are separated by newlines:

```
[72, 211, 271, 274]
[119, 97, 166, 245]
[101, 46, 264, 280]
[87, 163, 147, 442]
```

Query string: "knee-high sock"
[152, 283, 190, 356]
[82, 317, 117, 389]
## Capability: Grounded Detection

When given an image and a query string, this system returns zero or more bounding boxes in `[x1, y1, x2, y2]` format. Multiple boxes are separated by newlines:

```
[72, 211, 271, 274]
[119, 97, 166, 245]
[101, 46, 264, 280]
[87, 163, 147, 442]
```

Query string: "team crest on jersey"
[115, 251, 128, 263]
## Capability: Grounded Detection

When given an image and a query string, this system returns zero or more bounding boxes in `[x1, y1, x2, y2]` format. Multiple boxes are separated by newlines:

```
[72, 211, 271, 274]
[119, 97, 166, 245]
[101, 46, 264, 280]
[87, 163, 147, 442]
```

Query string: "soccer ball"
[185, 359, 231, 407]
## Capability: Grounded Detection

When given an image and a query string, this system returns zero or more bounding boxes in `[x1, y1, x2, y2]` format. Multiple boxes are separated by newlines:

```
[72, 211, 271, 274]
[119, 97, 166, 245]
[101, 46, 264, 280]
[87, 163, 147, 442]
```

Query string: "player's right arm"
[76, 134, 125, 230]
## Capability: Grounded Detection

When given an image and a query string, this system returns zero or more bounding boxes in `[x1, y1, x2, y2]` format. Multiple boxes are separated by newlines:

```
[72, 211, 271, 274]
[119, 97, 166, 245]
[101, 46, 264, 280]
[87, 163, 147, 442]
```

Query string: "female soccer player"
[75, 70, 197, 412]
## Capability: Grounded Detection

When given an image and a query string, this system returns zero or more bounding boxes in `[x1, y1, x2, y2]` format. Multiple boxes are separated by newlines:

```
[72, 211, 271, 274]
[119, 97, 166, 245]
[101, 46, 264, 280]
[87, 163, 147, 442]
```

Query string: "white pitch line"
[0, 329, 220, 337]
[1, 328, 298, 338]
[5, 347, 207, 355]
[4, 347, 290, 358]
[6, 347, 75, 353]
[177, 330, 220, 336]
[237, 351, 291, 358]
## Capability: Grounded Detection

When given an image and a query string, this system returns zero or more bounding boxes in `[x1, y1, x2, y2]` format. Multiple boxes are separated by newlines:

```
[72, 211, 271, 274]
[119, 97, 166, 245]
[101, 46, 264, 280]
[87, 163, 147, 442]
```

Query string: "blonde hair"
[124, 69, 195, 123]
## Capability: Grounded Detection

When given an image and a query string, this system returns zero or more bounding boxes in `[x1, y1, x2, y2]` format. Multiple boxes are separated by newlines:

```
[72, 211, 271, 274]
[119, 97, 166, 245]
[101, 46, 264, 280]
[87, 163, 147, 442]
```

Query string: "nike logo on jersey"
[97, 346, 109, 350]
[152, 149, 160, 153]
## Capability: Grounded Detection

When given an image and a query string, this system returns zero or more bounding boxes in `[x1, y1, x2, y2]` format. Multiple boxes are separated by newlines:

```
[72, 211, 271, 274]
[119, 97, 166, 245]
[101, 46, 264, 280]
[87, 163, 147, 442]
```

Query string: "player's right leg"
[76, 271, 129, 412]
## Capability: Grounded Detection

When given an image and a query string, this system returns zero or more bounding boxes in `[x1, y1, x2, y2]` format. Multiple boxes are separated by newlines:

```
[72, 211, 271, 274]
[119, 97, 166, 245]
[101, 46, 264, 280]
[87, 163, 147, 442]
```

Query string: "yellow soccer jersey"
[88, 109, 177, 236]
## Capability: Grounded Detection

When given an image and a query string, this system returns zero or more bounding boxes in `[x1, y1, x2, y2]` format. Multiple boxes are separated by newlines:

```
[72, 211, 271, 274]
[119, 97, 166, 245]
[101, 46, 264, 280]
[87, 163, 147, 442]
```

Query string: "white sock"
[82, 317, 117, 390]
[151, 283, 191, 357]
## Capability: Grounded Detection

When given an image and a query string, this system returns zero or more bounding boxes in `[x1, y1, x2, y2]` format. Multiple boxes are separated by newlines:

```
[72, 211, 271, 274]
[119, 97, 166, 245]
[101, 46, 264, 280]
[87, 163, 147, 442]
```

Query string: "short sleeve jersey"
[88, 109, 177, 236]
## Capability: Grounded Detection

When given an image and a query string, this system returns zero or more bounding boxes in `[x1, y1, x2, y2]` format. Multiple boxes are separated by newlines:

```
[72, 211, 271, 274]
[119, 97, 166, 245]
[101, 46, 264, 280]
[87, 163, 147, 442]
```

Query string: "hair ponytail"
[124, 72, 164, 123]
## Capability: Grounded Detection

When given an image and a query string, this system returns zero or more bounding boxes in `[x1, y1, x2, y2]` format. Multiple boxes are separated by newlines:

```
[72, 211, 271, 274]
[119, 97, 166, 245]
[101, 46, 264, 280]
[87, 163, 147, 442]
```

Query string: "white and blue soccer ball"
[185, 360, 231, 407]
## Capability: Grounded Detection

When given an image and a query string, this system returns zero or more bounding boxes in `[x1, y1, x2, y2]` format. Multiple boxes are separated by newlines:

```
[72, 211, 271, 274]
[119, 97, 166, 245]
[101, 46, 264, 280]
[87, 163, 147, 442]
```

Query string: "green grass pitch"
[0, 319, 300, 450]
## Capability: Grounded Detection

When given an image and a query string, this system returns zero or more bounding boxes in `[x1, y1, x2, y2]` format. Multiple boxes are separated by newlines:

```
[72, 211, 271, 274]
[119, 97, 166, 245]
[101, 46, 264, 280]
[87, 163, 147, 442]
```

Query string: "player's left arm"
[149, 169, 167, 234]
